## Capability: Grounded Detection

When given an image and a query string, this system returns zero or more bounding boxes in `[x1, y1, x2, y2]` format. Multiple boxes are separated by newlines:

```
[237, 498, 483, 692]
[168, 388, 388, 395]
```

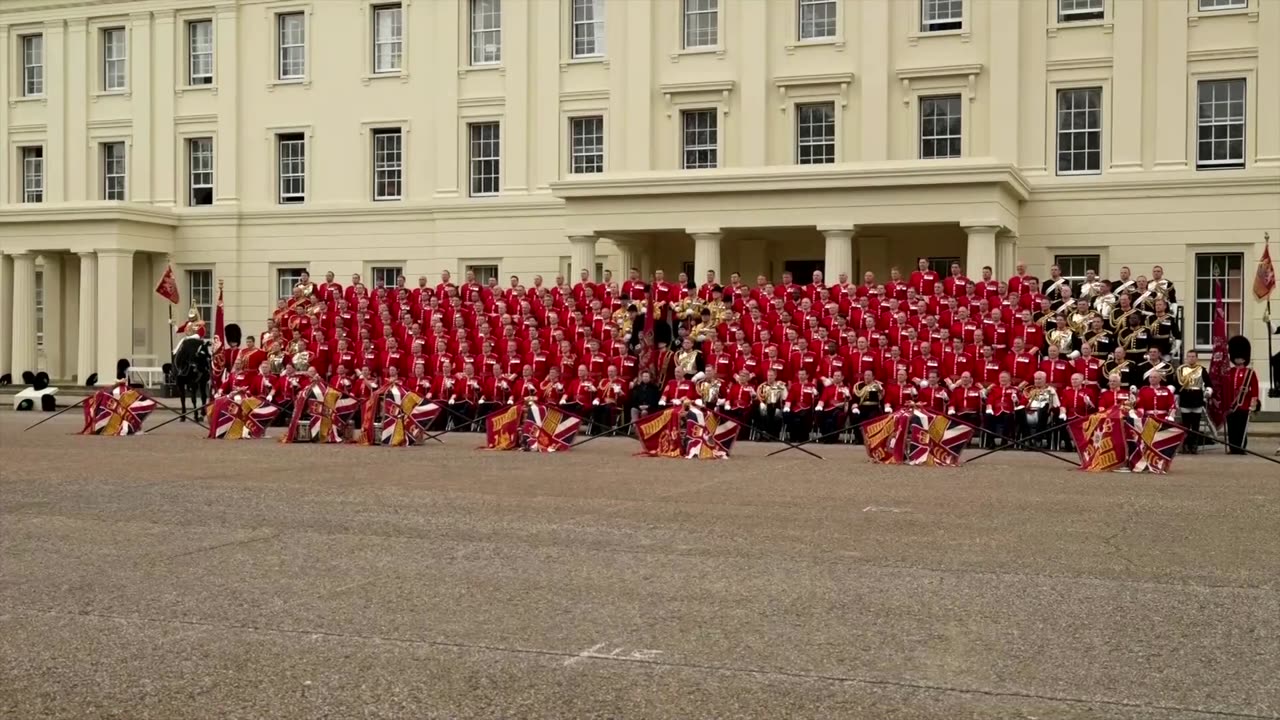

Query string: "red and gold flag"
[1254, 243, 1276, 300]
[155, 265, 180, 305]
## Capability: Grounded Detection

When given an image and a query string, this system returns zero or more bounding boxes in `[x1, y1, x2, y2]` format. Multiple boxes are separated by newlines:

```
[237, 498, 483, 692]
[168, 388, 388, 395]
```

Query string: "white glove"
[1059, 410, 1067, 420]
[695, 399, 704, 407]
[1204, 387, 1213, 398]
[947, 407, 956, 415]
[758, 402, 766, 412]
[917, 379, 928, 388]
[885, 404, 893, 412]
[986, 407, 994, 415]
[592, 399, 600, 406]
[815, 403, 825, 412]
[659, 399, 668, 406]
[783, 404, 791, 413]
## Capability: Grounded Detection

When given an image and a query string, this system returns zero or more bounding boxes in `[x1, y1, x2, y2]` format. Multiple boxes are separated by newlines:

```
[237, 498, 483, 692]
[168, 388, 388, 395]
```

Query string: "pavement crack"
[153, 532, 281, 562]
[1100, 509, 1142, 571]
[12, 607, 1275, 720]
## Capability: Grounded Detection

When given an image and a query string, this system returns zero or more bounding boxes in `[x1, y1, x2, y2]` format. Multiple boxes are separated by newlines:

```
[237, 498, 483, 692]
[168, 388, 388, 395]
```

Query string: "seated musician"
[985, 371, 1024, 449]
[1022, 370, 1062, 449]
[1135, 369, 1176, 423]
[755, 368, 788, 440]
[949, 372, 984, 433]
[1058, 372, 1097, 452]
[851, 369, 884, 445]
[814, 369, 851, 444]
[595, 365, 628, 435]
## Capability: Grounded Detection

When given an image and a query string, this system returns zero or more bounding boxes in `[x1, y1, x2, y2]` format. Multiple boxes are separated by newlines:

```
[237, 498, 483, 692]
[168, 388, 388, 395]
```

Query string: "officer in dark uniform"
[1175, 350, 1211, 454]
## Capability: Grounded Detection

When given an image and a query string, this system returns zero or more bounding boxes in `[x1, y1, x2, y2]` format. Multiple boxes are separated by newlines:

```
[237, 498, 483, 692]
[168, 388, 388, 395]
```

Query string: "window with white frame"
[798, 0, 836, 40]
[188, 137, 214, 206]
[21, 147, 44, 203]
[920, 95, 962, 159]
[1055, 87, 1101, 175]
[371, 266, 403, 290]
[1196, 79, 1246, 171]
[1058, 0, 1103, 22]
[470, 0, 502, 65]
[469, 122, 501, 196]
[1193, 253, 1243, 348]
[921, 0, 963, 31]
[373, 4, 403, 73]
[35, 270, 44, 349]
[22, 34, 44, 97]
[571, 0, 604, 58]
[188, 269, 214, 323]
[683, 0, 718, 48]
[466, 264, 499, 285]
[1053, 254, 1100, 284]
[570, 116, 604, 174]
[102, 27, 127, 91]
[681, 109, 718, 169]
[796, 103, 835, 165]
[372, 128, 403, 200]
[102, 142, 126, 201]
[1198, 0, 1247, 9]
[277, 133, 305, 204]
[927, 258, 960, 276]
[277, 268, 307, 301]
[277, 12, 305, 80]
[188, 20, 214, 85]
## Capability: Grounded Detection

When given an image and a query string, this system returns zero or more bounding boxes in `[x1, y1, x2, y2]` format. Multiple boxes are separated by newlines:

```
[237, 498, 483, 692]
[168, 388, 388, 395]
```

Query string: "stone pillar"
[40, 254, 63, 377]
[11, 253, 38, 376]
[0, 253, 12, 379]
[612, 239, 640, 280]
[96, 249, 135, 384]
[963, 225, 1000, 281]
[997, 233, 1018, 281]
[819, 226, 855, 284]
[568, 234, 598, 283]
[77, 252, 97, 383]
[689, 230, 723, 286]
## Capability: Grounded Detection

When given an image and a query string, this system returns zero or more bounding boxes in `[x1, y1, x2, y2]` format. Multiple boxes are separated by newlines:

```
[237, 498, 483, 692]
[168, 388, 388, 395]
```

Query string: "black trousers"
[1180, 410, 1202, 453]
[786, 410, 813, 442]
[852, 407, 882, 444]
[1226, 410, 1249, 453]
[818, 410, 845, 443]
[986, 414, 1016, 448]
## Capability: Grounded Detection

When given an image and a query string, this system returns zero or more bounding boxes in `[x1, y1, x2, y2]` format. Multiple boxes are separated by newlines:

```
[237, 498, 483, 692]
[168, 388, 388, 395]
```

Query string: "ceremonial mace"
[22, 397, 87, 432]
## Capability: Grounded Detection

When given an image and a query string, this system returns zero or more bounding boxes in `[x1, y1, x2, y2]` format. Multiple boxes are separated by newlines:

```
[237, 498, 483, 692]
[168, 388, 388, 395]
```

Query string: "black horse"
[172, 336, 212, 421]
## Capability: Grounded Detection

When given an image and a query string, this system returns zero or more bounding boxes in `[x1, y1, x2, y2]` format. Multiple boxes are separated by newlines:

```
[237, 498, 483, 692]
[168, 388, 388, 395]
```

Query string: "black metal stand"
[23, 397, 88, 432]
[145, 401, 209, 433]
[960, 421, 1077, 467]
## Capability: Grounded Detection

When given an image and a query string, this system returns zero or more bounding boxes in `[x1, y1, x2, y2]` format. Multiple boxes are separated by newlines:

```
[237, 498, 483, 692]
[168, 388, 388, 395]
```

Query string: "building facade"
[0, 0, 1277, 400]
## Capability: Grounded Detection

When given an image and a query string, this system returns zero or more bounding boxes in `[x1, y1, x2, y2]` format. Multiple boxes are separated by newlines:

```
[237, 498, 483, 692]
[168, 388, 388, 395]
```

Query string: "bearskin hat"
[84, 373, 97, 387]
[225, 323, 243, 346]
[117, 358, 131, 380]
[33, 372, 49, 392]
[1228, 335, 1251, 365]
[21, 371, 35, 385]
[0, 373, 11, 385]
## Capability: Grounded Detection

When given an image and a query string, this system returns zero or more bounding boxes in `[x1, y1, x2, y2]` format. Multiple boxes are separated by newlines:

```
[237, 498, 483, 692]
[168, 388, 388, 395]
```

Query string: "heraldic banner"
[80, 386, 157, 436]
[636, 405, 740, 459]
[862, 407, 974, 466]
[485, 402, 582, 452]
[1067, 407, 1188, 474]
[283, 383, 358, 444]
[359, 385, 441, 447]
[207, 394, 280, 440]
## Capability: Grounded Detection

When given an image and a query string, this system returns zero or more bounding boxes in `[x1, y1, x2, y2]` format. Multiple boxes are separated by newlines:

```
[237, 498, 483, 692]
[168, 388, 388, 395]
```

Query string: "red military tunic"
[1099, 388, 1134, 411]
[987, 385, 1024, 416]
[1040, 359, 1073, 388]
[951, 386, 984, 415]
[916, 386, 948, 413]
[883, 382, 916, 411]
[1136, 385, 1176, 421]
[1224, 366, 1260, 412]
[1059, 386, 1097, 420]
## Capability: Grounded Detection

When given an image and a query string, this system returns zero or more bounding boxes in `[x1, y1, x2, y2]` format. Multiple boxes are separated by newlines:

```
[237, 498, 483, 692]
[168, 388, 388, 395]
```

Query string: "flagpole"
[1265, 232, 1276, 397]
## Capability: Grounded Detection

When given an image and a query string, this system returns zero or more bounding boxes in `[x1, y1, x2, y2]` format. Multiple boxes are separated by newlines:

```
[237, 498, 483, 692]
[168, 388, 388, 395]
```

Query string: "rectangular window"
[571, 0, 605, 58]
[1055, 87, 1102, 175]
[188, 137, 214, 206]
[373, 4, 403, 73]
[277, 12, 306, 80]
[277, 268, 307, 301]
[1194, 253, 1243, 349]
[683, 0, 718, 48]
[371, 266, 403, 290]
[920, 94, 962, 160]
[921, 0, 963, 31]
[102, 142, 126, 201]
[188, 20, 214, 85]
[1198, 0, 1247, 9]
[102, 27, 127, 91]
[372, 129, 403, 200]
[796, 102, 835, 165]
[466, 264, 499, 285]
[22, 34, 44, 97]
[681, 109, 718, 169]
[187, 269, 214, 323]
[469, 122, 502, 196]
[1196, 79, 1246, 170]
[569, 116, 604, 174]
[277, 133, 306, 204]
[1058, 0, 1104, 22]
[798, 0, 837, 40]
[470, 0, 502, 65]
[21, 147, 44, 203]
[928, 257, 961, 276]
[1053, 254, 1100, 284]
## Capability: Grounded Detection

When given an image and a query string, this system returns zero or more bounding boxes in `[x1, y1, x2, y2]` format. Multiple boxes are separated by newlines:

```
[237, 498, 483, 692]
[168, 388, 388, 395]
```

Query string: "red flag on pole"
[155, 265, 180, 305]
[1206, 280, 1230, 429]
[1254, 243, 1276, 300]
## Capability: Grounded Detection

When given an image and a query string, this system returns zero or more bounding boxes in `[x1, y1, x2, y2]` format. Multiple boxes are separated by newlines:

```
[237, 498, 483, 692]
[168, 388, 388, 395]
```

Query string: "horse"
[172, 336, 212, 422]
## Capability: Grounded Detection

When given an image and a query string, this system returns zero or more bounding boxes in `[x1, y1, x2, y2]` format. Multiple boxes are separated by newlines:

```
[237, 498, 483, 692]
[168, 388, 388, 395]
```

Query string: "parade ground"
[2, 412, 1278, 719]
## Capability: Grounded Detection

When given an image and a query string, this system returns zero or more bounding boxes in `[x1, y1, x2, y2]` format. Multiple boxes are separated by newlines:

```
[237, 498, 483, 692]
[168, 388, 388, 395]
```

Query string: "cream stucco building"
[0, 0, 1277, 400]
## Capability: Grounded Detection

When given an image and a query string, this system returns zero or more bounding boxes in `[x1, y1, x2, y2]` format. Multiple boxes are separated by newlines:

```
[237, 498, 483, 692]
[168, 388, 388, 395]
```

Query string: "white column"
[0, 253, 12, 379]
[567, 234, 598, 282]
[997, 234, 1018, 281]
[11, 253, 38, 376]
[689, 229, 723, 286]
[611, 239, 640, 280]
[819, 226, 855, 283]
[77, 252, 98, 384]
[963, 225, 1000, 281]
[41, 254, 63, 377]
[96, 249, 135, 384]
